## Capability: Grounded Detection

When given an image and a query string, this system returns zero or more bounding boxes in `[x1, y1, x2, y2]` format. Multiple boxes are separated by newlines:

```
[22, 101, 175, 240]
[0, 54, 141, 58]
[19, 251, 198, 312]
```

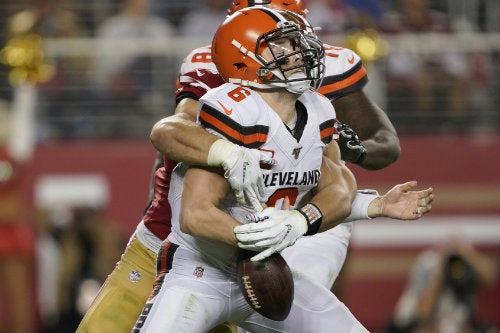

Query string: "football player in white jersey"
[131, 8, 431, 333]
[156, 0, 399, 174]
[150, 0, 390, 295]
[77, 2, 433, 333]
[148, 0, 388, 290]
[148, 0, 395, 290]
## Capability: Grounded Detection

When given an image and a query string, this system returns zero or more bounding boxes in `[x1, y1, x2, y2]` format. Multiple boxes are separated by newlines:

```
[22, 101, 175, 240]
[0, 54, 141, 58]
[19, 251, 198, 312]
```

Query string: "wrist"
[353, 150, 366, 164]
[207, 139, 237, 167]
[367, 196, 383, 218]
[343, 190, 379, 222]
[297, 203, 323, 236]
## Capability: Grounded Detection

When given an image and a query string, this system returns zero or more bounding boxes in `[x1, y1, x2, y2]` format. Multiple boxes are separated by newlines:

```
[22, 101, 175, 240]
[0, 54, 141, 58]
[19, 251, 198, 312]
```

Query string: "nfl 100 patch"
[193, 266, 204, 278]
[129, 270, 142, 283]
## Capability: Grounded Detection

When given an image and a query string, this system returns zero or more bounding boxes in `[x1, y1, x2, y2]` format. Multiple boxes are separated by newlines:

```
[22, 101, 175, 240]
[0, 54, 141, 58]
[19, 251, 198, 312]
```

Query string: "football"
[237, 249, 294, 321]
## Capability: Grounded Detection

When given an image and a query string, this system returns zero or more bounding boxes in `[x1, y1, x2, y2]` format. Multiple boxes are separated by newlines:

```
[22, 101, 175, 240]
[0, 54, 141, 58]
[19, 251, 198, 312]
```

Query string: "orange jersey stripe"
[319, 66, 367, 96]
[320, 126, 334, 142]
[150, 241, 178, 300]
[319, 119, 335, 144]
[199, 107, 268, 147]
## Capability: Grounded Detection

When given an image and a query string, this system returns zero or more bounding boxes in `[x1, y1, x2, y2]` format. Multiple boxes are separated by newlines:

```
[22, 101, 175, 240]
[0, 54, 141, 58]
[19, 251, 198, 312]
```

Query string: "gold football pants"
[76, 236, 236, 333]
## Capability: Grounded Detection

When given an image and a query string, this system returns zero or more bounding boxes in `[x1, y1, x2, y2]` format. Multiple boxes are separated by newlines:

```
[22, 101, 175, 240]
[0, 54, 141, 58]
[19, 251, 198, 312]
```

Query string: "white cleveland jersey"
[168, 83, 336, 273]
[176, 43, 367, 103]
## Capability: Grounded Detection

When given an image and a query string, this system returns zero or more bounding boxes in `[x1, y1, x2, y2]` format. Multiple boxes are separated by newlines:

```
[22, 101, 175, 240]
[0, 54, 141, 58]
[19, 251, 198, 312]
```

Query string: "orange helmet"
[229, 0, 307, 17]
[212, 7, 324, 94]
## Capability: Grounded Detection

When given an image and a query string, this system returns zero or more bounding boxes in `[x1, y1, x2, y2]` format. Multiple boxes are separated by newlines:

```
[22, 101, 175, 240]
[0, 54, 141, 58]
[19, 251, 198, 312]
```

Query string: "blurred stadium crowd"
[0, 0, 499, 141]
[0, 1, 499, 333]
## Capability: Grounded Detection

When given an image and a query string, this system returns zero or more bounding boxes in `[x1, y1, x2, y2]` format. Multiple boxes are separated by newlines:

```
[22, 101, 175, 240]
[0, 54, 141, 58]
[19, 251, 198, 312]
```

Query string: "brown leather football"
[237, 249, 294, 321]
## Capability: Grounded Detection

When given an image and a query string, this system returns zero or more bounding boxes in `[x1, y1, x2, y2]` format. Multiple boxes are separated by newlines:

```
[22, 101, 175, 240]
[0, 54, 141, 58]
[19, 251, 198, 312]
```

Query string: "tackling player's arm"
[179, 165, 239, 246]
[333, 89, 401, 170]
[150, 98, 218, 166]
[147, 98, 214, 202]
[308, 141, 357, 231]
[150, 97, 273, 208]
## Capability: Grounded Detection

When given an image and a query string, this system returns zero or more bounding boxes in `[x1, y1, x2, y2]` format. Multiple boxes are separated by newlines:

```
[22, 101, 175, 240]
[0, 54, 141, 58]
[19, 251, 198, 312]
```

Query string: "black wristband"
[298, 203, 323, 236]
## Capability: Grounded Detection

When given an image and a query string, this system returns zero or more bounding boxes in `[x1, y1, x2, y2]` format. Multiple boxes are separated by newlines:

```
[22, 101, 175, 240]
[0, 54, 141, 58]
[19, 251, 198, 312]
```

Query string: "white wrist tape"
[344, 190, 379, 222]
[207, 139, 236, 166]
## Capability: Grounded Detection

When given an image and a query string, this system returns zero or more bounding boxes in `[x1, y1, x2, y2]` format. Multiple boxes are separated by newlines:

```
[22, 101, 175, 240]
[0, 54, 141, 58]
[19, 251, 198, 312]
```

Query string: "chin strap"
[285, 80, 311, 94]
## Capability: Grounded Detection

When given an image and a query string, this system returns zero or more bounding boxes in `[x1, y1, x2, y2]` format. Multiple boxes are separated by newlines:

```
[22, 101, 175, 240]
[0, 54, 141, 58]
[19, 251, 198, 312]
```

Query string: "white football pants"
[133, 231, 367, 333]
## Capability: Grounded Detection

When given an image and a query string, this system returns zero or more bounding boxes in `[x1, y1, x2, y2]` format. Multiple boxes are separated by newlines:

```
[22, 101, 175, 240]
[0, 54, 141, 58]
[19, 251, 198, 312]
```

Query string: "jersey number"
[266, 188, 299, 208]
[324, 45, 343, 58]
[191, 52, 212, 63]
[227, 86, 251, 102]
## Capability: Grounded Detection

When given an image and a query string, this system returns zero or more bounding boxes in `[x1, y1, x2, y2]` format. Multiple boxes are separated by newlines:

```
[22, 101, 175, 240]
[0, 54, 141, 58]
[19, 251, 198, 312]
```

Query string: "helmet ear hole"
[233, 62, 248, 73]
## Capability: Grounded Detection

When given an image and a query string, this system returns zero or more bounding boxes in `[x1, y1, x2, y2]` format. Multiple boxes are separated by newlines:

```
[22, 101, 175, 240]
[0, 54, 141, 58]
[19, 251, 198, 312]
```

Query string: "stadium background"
[0, 0, 499, 332]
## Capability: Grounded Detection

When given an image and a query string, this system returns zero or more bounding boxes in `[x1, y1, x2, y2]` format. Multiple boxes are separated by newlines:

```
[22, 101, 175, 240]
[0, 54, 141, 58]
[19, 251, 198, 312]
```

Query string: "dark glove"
[335, 122, 367, 164]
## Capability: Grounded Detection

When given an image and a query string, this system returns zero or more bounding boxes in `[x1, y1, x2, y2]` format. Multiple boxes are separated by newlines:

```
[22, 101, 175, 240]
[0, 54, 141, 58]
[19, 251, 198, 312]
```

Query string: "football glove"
[234, 207, 308, 261]
[335, 122, 367, 164]
[208, 139, 276, 212]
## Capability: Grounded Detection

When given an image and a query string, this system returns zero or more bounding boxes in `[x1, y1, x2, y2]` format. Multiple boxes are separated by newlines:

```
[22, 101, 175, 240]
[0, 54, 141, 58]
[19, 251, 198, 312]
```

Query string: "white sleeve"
[343, 189, 379, 222]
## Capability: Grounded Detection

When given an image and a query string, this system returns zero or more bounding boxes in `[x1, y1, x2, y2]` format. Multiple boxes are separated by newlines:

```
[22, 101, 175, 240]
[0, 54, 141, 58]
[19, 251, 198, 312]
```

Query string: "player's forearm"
[312, 182, 356, 232]
[357, 129, 401, 170]
[181, 205, 239, 246]
[342, 190, 378, 222]
[334, 90, 401, 170]
[150, 114, 218, 166]
[180, 167, 239, 246]
[310, 155, 357, 231]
